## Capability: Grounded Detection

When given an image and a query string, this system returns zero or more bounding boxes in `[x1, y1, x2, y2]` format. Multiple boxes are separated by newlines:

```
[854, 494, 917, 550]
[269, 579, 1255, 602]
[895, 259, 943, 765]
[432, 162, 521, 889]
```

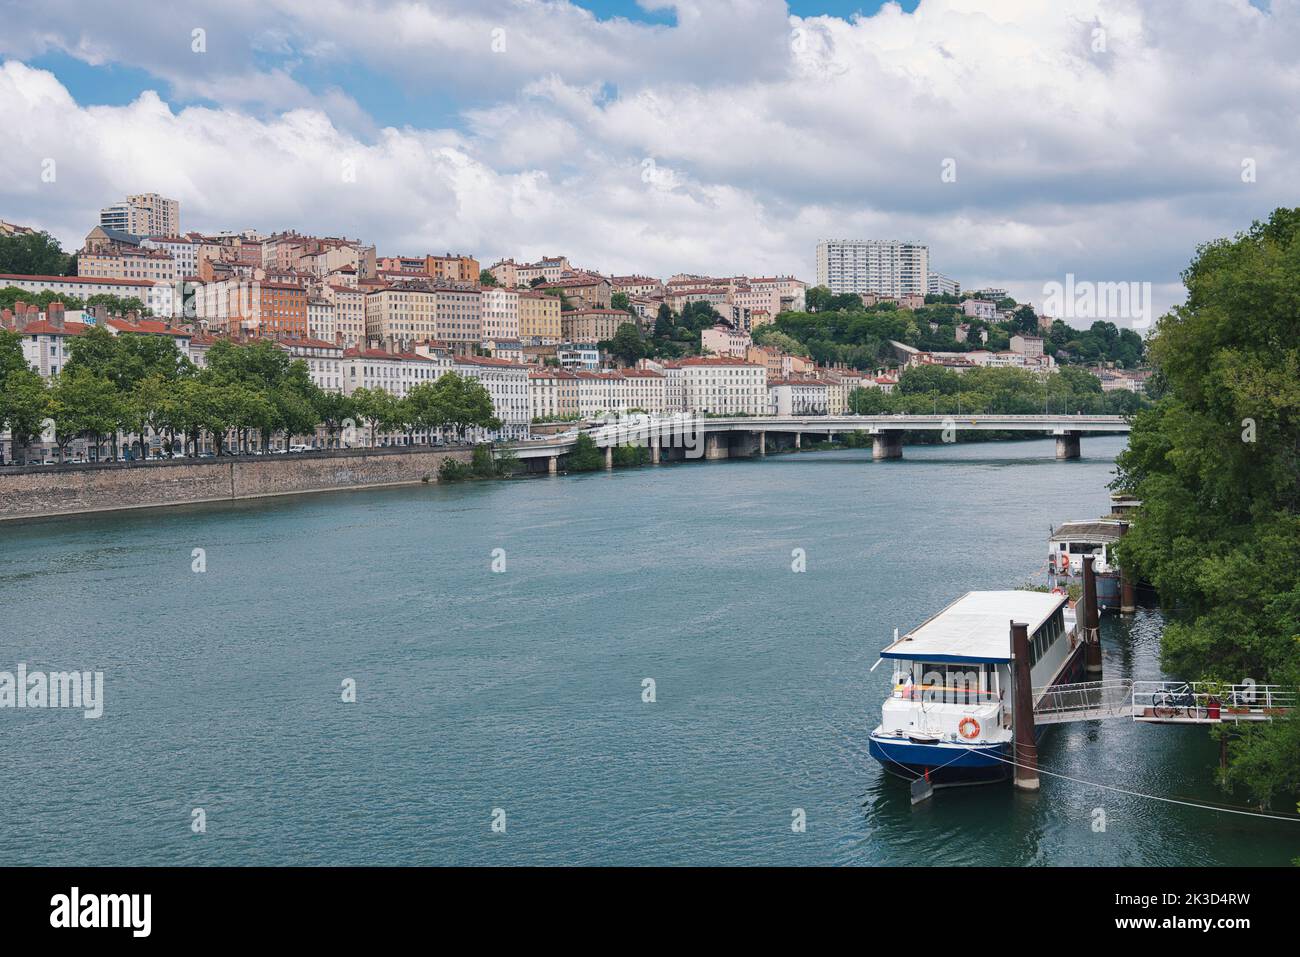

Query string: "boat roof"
[1049, 520, 1125, 544]
[880, 590, 1067, 664]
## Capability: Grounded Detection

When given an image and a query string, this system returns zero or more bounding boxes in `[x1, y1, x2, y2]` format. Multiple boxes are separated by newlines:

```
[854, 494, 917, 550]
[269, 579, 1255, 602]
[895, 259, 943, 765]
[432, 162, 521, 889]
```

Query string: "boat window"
[916, 663, 991, 704]
[1068, 542, 1101, 554]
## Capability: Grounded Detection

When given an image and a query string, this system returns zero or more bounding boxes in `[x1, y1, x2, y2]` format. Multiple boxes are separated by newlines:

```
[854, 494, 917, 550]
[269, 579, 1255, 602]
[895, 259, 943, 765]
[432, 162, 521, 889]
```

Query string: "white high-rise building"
[927, 272, 961, 297]
[815, 240, 929, 297]
[99, 193, 180, 237]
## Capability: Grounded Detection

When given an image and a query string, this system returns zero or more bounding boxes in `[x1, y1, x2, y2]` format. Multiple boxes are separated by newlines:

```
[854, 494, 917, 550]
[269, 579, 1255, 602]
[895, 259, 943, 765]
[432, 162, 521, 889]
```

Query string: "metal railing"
[1131, 681, 1297, 723]
[1032, 680, 1134, 724]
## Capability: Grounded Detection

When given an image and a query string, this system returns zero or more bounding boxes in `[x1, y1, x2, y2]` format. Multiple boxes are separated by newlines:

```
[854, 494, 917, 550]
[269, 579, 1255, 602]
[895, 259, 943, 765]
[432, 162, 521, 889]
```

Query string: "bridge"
[506, 413, 1130, 471]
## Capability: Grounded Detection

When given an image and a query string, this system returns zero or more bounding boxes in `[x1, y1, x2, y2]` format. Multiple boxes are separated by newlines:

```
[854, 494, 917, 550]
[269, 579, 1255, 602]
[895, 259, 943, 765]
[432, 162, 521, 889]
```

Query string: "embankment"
[0, 446, 473, 522]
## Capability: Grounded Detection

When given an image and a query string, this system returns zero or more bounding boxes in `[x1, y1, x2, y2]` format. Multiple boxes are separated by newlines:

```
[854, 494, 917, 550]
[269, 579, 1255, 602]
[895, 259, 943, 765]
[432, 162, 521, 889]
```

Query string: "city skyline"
[1, 0, 1294, 320]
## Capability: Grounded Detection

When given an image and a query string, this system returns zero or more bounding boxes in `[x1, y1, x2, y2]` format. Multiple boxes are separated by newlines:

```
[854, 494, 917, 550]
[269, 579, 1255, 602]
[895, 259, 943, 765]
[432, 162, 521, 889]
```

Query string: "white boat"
[868, 590, 1085, 787]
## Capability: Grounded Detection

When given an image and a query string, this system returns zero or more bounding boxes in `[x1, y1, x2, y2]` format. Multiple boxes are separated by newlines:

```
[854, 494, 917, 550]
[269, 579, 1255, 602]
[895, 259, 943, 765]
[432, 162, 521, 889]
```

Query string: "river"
[0, 435, 1290, 865]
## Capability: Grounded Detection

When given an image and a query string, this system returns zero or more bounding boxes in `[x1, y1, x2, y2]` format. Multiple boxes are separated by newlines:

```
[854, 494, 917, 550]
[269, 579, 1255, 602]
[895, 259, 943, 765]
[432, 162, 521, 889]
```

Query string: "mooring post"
[1083, 555, 1103, 674]
[1011, 620, 1039, 791]
[1119, 523, 1136, 615]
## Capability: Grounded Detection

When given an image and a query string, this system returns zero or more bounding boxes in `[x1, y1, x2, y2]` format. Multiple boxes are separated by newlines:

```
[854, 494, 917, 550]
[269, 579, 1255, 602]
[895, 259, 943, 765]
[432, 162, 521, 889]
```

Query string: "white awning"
[880, 591, 1067, 663]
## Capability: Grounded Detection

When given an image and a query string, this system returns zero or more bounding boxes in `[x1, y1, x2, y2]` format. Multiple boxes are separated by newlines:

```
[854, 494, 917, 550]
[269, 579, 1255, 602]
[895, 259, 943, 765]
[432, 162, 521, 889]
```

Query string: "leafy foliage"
[1113, 208, 1300, 808]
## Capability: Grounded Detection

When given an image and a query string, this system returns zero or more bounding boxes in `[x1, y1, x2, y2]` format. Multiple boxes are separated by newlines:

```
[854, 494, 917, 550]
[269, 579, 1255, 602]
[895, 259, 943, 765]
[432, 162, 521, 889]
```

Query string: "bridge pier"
[604, 445, 613, 470]
[872, 431, 903, 461]
[704, 433, 729, 460]
[650, 438, 660, 465]
[1055, 431, 1081, 460]
[548, 455, 558, 474]
[794, 432, 802, 450]
[758, 431, 766, 456]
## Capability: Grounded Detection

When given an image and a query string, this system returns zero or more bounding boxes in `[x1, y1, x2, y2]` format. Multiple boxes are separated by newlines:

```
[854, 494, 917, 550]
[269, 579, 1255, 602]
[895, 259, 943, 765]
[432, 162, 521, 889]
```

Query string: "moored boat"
[868, 590, 1086, 787]
[1048, 519, 1124, 609]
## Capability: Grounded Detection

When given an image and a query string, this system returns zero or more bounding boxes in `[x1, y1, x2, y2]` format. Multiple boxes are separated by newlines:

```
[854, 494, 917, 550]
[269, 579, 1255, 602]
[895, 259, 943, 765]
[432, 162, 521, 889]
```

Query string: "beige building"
[561, 308, 630, 344]
[78, 248, 177, 285]
[701, 324, 751, 357]
[100, 193, 180, 237]
[325, 284, 365, 345]
[527, 367, 580, 420]
[517, 289, 563, 342]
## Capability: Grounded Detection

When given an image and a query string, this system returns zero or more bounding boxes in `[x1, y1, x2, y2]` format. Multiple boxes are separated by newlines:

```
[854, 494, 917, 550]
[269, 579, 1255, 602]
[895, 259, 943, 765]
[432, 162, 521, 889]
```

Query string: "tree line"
[0, 328, 501, 464]
[1114, 208, 1300, 811]
[848, 364, 1147, 416]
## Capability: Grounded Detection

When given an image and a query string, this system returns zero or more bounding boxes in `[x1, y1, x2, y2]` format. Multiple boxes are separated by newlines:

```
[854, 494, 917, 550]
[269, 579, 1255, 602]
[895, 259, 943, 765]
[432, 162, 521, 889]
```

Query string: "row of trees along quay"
[1114, 208, 1300, 813]
[0, 329, 502, 464]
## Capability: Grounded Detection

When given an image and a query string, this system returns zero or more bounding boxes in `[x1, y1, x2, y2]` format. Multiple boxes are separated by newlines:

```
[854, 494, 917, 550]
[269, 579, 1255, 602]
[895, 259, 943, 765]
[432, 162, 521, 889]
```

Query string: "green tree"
[49, 370, 120, 462]
[607, 322, 645, 366]
[1, 368, 50, 464]
[1114, 208, 1300, 809]
[565, 433, 605, 471]
[0, 230, 72, 276]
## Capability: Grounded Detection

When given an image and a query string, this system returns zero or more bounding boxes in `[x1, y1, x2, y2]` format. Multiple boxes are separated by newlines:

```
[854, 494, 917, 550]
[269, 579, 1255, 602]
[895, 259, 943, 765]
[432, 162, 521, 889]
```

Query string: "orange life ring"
[1060, 553, 1071, 571]
[958, 717, 981, 740]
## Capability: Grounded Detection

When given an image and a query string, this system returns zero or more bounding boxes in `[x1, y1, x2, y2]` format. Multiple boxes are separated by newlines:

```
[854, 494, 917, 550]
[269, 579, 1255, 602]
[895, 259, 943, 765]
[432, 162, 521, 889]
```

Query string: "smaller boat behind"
[1048, 520, 1125, 609]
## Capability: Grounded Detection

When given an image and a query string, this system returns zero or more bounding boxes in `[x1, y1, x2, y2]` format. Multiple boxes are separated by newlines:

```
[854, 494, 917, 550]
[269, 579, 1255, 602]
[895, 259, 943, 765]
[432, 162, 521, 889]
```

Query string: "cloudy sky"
[0, 0, 1291, 318]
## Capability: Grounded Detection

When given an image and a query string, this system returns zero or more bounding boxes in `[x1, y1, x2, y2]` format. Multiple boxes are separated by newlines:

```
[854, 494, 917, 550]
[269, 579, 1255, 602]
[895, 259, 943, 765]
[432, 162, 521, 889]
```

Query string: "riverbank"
[0, 446, 472, 522]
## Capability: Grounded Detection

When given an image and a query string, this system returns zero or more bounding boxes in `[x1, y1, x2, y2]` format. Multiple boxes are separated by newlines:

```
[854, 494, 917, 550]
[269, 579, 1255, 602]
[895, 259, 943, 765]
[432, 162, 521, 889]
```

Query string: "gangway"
[1029, 679, 1296, 725]
[1131, 681, 1296, 724]
[1033, 680, 1134, 724]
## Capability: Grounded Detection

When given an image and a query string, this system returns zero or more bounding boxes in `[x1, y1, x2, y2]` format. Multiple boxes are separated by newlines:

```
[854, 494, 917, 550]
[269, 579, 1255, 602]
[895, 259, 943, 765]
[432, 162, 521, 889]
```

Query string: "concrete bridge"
[507, 413, 1130, 471]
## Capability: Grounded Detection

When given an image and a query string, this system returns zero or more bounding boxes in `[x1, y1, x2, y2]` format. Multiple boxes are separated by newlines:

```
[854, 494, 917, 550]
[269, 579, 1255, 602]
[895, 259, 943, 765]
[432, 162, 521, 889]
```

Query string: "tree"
[565, 433, 604, 471]
[351, 387, 403, 447]
[653, 303, 675, 340]
[607, 322, 645, 366]
[479, 269, 499, 287]
[0, 230, 72, 276]
[426, 372, 499, 441]
[49, 370, 120, 462]
[1114, 207, 1300, 809]
[314, 390, 355, 449]
[1, 368, 50, 464]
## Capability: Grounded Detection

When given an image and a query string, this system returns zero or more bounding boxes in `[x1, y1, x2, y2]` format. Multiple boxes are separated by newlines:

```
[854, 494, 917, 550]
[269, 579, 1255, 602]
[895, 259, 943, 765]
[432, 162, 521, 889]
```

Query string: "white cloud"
[2, 0, 1299, 322]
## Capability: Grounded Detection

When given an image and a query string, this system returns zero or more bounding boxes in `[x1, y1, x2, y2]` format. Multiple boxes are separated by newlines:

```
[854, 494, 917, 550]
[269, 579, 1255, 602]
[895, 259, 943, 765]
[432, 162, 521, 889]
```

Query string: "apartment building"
[225, 281, 308, 337]
[480, 287, 520, 340]
[324, 284, 365, 345]
[99, 193, 180, 237]
[769, 379, 830, 416]
[561, 308, 630, 344]
[279, 337, 345, 393]
[927, 272, 961, 297]
[454, 354, 530, 440]
[701, 324, 752, 357]
[0, 273, 173, 317]
[78, 248, 177, 285]
[517, 289, 562, 342]
[528, 367, 580, 421]
[141, 236, 199, 277]
[674, 356, 768, 416]
[815, 239, 929, 297]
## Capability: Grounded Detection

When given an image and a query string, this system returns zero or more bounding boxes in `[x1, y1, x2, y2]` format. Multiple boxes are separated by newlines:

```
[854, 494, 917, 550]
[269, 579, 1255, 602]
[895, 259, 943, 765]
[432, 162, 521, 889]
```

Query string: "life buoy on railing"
[1060, 553, 1070, 572]
[957, 717, 981, 740]
[1051, 586, 1067, 596]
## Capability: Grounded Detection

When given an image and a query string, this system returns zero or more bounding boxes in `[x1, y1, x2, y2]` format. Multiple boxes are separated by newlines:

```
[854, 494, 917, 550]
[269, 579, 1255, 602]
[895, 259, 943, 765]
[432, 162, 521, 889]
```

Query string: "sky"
[0, 0, 1293, 322]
